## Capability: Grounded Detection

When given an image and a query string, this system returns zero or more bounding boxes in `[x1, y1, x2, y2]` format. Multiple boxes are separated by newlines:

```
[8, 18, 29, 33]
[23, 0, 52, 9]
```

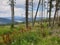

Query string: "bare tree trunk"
[26, 0, 29, 28]
[41, 0, 43, 28]
[49, 0, 52, 26]
[57, 11, 59, 24]
[32, 0, 34, 27]
[47, 1, 48, 23]
[11, 0, 14, 29]
[33, 0, 41, 26]
[53, 0, 58, 26]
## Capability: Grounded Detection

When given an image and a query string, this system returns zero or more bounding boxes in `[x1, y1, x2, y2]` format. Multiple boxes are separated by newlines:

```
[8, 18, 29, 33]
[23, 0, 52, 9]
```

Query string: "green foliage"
[11, 31, 41, 45]
[0, 27, 11, 35]
[42, 22, 48, 28]
[0, 23, 60, 45]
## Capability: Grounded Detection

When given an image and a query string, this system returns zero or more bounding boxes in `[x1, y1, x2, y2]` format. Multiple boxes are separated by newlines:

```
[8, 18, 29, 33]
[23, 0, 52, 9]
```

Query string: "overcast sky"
[0, 0, 55, 18]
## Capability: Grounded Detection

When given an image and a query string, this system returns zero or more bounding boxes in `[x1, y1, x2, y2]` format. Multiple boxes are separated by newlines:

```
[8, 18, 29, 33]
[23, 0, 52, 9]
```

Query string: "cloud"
[0, 0, 55, 18]
[0, 0, 25, 17]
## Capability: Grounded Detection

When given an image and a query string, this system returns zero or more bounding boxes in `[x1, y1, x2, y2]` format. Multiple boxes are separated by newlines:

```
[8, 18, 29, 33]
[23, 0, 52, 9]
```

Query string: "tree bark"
[49, 0, 52, 26]
[53, 0, 58, 26]
[26, 0, 29, 28]
[11, 0, 14, 29]
[33, 0, 41, 26]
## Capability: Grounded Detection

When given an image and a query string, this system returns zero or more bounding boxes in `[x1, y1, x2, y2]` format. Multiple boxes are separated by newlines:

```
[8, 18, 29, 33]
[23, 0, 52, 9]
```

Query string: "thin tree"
[28, 0, 33, 27]
[41, 0, 43, 26]
[26, 0, 29, 28]
[49, 0, 52, 26]
[32, 0, 33, 27]
[57, 0, 60, 24]
[53, 0, 58, 26]
[33, 0, 41, 26]
[9, 0, 15, 29]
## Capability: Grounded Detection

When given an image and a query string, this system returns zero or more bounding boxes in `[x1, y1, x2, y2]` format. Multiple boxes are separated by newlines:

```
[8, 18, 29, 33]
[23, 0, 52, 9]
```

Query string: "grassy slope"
[0, 23, 60, 45]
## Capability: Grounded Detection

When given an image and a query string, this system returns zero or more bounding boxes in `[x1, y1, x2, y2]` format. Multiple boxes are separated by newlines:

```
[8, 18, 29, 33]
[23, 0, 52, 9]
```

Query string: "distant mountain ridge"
[5, 16, 41, 22]
[0, 16, 44, 25]
[0, 18, 11, 24]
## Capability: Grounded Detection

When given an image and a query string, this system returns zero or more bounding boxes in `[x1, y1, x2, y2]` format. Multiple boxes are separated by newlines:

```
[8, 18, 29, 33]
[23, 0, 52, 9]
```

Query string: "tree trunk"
[33, 0, 41, 26]
[53, 0, 58, 26]
[32, 0, 34, 27]
[49, 0, 52, 26]
[26, 0, 29, 28]
[11, 0, 14, 29]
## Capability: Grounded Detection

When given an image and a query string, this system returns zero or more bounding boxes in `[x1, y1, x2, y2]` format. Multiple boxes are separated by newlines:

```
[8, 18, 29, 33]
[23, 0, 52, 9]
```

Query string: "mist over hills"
[0, 18, 11, 25]
[0, 16, 44, 25]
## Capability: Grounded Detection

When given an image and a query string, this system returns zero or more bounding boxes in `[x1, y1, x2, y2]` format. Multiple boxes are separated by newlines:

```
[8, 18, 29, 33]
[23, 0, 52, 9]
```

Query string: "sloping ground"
[50, 28, 60, 37]
[0, 24, 60, 45]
